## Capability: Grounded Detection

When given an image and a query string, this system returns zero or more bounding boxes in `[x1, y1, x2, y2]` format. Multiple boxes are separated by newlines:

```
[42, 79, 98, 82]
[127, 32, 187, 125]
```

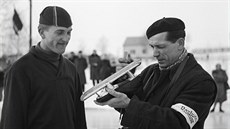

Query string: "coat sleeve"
[0, 66, 30, 129]
[121, 79, 216, 129]
[74, 72, 87, 129]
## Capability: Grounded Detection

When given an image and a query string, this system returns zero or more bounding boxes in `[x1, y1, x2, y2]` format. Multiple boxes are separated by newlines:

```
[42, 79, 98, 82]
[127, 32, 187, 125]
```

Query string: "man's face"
[78, 52, 83, 57]
[93, 50, 97, 55]
[216, 64, 221, 70]
[148, 32, 183, 68]
[42, 26, 72, 54]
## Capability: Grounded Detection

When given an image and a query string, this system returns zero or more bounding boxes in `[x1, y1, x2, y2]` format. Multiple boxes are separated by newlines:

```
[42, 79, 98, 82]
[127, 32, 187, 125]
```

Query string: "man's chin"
[59, 50, 65, 54]
[55, 49, 65, 54]
[158, 63, 167, 68]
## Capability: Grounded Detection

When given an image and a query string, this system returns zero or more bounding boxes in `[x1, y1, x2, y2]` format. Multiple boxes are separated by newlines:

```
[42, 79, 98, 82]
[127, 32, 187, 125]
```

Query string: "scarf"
[160, 49, 188, 70]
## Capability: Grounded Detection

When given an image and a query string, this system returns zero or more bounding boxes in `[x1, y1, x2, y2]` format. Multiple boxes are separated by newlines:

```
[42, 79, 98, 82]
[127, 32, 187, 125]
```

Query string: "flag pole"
[29, 0, 32, 49]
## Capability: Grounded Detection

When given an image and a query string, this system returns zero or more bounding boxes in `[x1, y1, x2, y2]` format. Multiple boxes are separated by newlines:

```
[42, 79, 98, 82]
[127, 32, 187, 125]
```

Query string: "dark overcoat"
[0, 70, 4, 101]
[118, 53, 217, 129]
[89, 54, 101, 80]
[212, 69, 229, 102]
[74, 56, 87, 85]
[99, 59, 113, 80]
[0, 45, 87, 129]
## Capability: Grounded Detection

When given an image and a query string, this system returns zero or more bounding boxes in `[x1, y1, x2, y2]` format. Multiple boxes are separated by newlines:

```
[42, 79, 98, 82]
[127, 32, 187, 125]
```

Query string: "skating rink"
[0, 84, 229, 129]
[84, 88, 230, 129]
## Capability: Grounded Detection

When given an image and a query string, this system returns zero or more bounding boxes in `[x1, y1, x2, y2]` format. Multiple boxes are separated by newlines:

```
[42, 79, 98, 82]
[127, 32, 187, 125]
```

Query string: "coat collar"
[156, 53, 197, 81]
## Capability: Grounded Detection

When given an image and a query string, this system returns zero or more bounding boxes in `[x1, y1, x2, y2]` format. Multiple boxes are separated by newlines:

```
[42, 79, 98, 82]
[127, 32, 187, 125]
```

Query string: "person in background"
[113, 52, 136, 85]
[68, 51, 77, 63]
[210, 63, 229, 112]
[121, 52, 136, 74]
[110, 59, 117, 75]
[100, 54, 113, 80]
[95, 17, 217, 129]
[89, 50, 101, 86]
[0, 6, 87, 129]
[74, 51, 88, 92]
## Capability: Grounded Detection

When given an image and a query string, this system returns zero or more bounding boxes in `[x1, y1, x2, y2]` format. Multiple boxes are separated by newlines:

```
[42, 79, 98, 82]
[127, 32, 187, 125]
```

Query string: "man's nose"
[153, 48, 159, 57]
[62, 34, 71, 42]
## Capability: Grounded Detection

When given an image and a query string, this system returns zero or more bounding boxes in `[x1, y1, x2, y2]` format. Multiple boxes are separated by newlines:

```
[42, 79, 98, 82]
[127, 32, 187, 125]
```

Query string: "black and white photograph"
[0, 0, 229, 129]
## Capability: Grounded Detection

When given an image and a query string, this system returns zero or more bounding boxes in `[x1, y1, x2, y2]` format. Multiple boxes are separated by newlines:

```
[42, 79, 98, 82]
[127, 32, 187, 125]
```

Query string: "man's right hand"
[116, 58, 130, 71]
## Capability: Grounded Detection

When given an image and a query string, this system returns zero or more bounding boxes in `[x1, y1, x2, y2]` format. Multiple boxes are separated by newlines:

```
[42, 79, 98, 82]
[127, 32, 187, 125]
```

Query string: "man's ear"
[176, 38, 185, 50]
[38, 29, 45, 39]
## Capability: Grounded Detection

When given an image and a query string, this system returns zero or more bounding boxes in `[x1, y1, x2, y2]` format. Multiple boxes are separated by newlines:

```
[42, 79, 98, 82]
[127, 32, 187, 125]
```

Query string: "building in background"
[123, 36, 156, 74]
[123, 36, 151, 59]
[123, 36, 230, 83]
[192, 48, 230, 80]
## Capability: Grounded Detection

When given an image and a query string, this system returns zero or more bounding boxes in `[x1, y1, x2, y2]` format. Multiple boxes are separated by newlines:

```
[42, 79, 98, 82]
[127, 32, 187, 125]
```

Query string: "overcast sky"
[15, 0, 229, 56]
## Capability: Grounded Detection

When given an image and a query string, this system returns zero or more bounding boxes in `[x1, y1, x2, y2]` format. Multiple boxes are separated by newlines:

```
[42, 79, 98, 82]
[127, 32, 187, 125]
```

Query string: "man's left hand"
[94, 88, 130, 108]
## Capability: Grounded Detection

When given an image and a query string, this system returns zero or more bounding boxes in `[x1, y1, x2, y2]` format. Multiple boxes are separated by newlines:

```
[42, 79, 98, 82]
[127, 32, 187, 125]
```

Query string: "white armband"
[171, 103, 199, 129]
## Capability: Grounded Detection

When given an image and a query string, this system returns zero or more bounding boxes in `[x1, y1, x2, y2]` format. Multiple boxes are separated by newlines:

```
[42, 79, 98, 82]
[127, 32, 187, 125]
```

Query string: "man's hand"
[116, 57, 131, 71]
[94, 88, 130, 108]
[116, 63, 128, 71]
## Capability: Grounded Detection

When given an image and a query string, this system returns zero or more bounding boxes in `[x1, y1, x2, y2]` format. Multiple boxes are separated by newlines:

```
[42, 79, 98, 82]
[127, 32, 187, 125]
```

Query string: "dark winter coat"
[100, 59, 113, 80]
[89, 54, 101, 80]
[0, 70, 4, 101]
[212, 69, 229, 102]
[74, 56, 88, 85]
[0, 45, 87, 129]
[118, 53, 217, 129]
[0, 70, 4, 88]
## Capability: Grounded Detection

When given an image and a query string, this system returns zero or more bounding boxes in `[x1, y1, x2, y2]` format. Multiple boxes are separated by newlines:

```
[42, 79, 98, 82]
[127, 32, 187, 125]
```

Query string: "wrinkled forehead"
[49, 25, 72, 32]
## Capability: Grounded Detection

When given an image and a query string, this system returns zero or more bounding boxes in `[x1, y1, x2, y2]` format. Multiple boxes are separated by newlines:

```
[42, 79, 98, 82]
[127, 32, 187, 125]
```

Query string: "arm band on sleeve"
[171, 103, 199, 129]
